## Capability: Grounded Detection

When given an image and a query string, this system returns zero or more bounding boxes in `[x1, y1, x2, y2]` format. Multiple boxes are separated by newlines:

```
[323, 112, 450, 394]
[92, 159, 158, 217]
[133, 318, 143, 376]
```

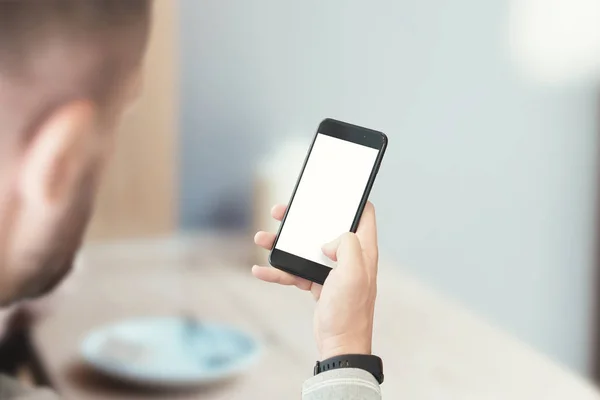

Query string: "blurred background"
[40, 0, 600, 397]
[176, 0, 598, 373]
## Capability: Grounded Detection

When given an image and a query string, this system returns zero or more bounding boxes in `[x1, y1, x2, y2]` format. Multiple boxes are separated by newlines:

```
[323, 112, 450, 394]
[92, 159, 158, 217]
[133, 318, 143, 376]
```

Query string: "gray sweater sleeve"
[0, 376, 58, 400]
[302, 368, 382, 400]
[2, 369, 382, 400]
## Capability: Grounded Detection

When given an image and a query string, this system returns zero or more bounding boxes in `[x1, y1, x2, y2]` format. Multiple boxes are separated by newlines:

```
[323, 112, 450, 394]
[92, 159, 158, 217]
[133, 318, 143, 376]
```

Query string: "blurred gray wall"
[179, 0, 599, 373]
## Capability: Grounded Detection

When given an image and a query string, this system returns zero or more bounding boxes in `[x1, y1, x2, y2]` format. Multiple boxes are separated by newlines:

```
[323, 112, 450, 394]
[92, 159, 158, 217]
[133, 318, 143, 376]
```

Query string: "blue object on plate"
[81, 317, 261, 387]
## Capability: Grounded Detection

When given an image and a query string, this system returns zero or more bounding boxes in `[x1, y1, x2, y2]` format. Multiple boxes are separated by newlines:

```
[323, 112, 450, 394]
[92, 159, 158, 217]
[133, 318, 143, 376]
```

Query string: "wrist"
[320, 335, 372, 360]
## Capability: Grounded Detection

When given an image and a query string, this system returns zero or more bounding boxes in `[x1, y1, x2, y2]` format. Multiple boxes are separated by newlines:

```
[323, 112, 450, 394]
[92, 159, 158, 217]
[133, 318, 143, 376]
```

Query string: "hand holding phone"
[268, 119, 387, 284]
[253, 201, 379, 360]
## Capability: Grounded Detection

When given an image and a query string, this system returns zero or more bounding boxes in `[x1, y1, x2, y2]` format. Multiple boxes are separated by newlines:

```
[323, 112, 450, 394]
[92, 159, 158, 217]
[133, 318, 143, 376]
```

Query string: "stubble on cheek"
[0, 181, 21, 306]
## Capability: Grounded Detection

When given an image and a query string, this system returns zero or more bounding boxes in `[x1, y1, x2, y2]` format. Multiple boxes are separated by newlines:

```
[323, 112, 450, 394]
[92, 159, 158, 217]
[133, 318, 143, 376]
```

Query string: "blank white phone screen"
[275, 133, 379, 268]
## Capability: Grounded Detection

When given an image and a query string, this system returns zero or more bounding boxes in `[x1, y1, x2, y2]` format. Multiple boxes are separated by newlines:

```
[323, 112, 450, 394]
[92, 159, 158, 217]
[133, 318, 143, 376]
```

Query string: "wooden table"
[32, 235, 600, 399]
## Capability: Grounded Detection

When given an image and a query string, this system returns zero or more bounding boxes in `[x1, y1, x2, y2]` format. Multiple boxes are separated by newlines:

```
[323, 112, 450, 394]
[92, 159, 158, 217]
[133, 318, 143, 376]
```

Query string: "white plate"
[80, 317, 261, 388]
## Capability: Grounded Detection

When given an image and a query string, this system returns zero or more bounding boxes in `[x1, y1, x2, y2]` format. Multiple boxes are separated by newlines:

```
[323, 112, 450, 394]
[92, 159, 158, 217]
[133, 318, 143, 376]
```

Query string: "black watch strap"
[314, 354, 384, 384]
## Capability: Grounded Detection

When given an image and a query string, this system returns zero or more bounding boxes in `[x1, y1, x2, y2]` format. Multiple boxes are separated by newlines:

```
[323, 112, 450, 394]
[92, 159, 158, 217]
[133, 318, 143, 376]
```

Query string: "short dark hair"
[0, 0, 152, 141]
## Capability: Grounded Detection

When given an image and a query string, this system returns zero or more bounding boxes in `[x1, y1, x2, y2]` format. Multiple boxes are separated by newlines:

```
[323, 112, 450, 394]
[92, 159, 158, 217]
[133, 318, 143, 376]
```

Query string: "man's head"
[0, 0, 151, 306]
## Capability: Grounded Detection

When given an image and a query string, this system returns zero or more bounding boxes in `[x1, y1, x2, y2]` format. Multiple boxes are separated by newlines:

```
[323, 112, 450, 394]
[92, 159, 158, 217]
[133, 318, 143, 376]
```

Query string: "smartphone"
[269, 118, 387, 285]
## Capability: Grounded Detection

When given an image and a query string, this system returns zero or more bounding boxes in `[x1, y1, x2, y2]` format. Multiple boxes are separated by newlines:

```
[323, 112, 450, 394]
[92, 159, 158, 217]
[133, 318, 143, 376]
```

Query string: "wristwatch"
[314, 354, 384, 384]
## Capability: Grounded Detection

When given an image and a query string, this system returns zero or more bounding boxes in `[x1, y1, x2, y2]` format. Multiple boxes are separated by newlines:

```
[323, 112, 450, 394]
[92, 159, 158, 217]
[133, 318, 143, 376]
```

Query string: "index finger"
[271, 204, 287, 221]
[355, 202, 378, 261]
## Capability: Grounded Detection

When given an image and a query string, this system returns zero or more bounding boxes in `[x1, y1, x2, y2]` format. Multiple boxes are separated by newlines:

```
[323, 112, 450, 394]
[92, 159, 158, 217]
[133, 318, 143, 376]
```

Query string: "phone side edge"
[349, 131, 388, 232]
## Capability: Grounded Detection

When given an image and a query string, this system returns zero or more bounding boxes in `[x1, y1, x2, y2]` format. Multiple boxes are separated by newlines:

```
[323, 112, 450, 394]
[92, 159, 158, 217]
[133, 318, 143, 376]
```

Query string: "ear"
[19, 101, 100, 210]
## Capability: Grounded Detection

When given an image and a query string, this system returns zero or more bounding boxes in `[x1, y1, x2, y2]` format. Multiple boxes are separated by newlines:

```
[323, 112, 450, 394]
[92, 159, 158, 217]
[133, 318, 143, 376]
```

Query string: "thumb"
[321, 236, 341, 261]
[322, 233, 362, 266]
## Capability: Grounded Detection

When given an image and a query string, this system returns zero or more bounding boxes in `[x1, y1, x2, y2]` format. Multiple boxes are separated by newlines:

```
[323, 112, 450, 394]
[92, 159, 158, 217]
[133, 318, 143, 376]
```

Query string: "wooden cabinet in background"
[87, 0, 178, 241]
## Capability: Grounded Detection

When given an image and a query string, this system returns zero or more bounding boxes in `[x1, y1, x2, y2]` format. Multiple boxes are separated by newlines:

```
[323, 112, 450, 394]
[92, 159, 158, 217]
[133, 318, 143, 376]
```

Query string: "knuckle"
[343, 232, 357, 240]
[340, 232, 359, 246]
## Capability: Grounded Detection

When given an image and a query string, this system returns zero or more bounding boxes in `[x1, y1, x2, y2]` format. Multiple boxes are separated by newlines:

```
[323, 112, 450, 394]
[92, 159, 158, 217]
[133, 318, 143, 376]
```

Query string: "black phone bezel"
[268, 118, 388, 285]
